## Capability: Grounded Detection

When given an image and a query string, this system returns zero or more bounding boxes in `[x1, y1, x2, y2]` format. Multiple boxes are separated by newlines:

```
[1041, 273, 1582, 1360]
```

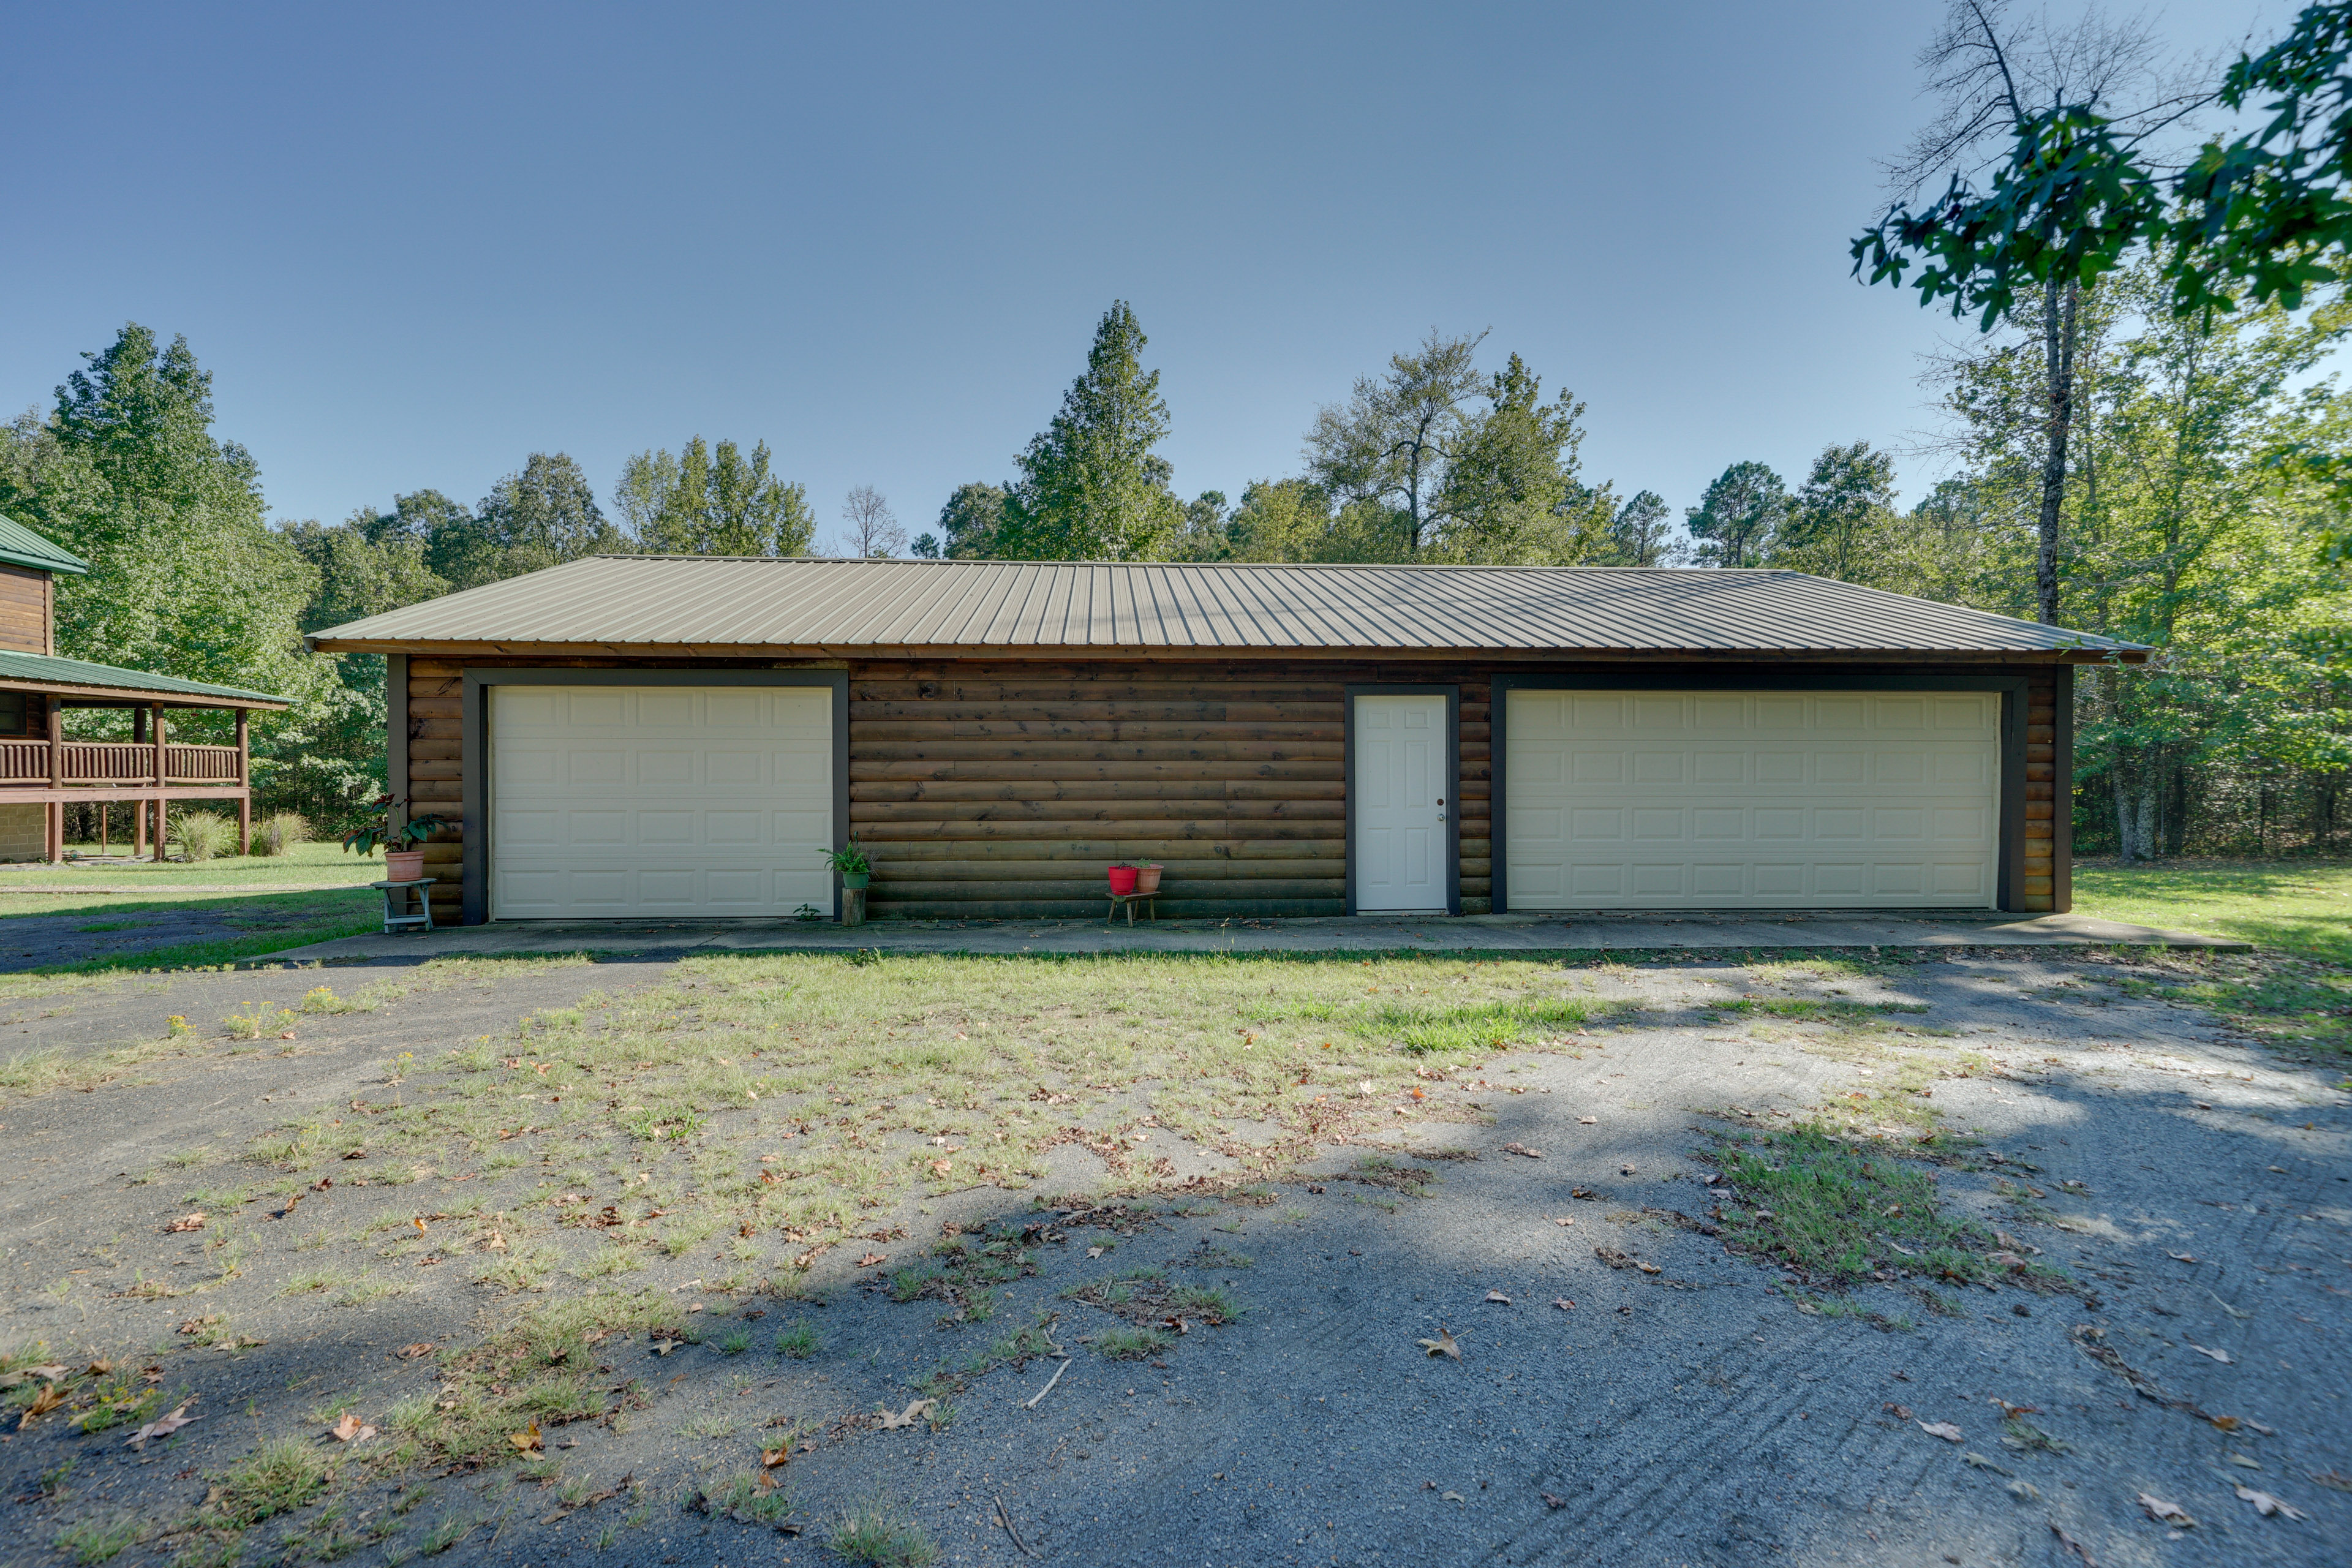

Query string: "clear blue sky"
[0, 1, 2278, 549]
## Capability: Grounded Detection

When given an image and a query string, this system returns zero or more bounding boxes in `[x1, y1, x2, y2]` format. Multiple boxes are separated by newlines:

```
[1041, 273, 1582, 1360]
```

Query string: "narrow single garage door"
[1504, 690, 1999, 910]
[489, 685, 834, 919]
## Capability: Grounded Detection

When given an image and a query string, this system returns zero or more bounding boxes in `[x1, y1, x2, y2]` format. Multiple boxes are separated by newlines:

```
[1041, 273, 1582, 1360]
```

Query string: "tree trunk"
[2035, 277, 2080, 625]
[2112, 748, 2158, 861]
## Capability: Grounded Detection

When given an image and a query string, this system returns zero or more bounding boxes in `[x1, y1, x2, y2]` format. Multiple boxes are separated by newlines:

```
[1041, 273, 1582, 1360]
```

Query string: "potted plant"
[342, 796, 449, 883]
[820, 837, 873, 925]
[1107, 861, 1139, 896]
[1133, 861, 1163, 895]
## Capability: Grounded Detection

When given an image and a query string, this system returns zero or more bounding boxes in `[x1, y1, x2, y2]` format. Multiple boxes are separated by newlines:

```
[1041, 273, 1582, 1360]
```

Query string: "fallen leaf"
[1501, 1143, 1544, 1159]
[1484, 1290, 1512, 1305]
[2188, 1343, 2235, 1364]
[2049, 1521, 2095, 1564]
[1417, 1328, 1462, 1360]
[508, 1421, 541, 1453]
[329, 1412, 375, 1443]
[1441, 1490, 1466, 1502]
[2006, 1479, 2040, 1501]
[162, 1213, 206, 1233]
[1087, 1246, 1105, 1260]
[2208, 1414, 2241, 1431]
[2168, 1251, 2199, 1264]
[876, 1398, 935, 1430]
[396, 1343, 435, 1360]
[2138, 1493, 2195, 1527]
[1963, 1452, 2011, 1474]
[1551, 1298, 1575, 1311]
[1635, 1260, 1662, 1275]
[1619, 1164, 1637, 1176]
[2228, 1452, 2261, 1469]
[2235, 1485, 2306, 1520]
[856, 1251, 888, 1268]
[649, 1339, 681, 1356]
[124, 1404, 197, 1450]
[761, 1447, 792, 1468]
[1917, 1420, 1964, 1443]
[1540, 1492, 1566, 1509]
[1553, 1216, 1575, 1227]
[19, 1382, 66, 1426]
[1883, 1403, 1914, 1420]
[0, 1363, 67, 1388]
[412, 1218, 428, 1235]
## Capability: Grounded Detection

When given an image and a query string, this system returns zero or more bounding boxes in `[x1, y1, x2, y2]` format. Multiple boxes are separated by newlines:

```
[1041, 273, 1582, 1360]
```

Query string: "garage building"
[305, 556, 2143, 925]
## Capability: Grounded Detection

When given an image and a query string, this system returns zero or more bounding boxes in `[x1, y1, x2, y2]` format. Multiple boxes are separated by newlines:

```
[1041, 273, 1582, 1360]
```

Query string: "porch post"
[46, 700, 62, 864]
[153, 707, 167, 861]
[235, 708, 251, 854]
[132, 706, 148, 857]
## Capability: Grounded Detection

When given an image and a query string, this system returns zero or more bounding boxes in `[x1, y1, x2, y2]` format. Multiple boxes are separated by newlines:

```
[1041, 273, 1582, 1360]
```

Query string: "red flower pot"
[1107, 865, 1139, 895]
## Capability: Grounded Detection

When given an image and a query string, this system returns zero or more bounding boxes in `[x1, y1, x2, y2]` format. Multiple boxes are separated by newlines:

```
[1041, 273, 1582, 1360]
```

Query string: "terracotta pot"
[1107, 865, 1140, 895]
[385, 849, 426, 883]
[1133, 865, 1162, 894]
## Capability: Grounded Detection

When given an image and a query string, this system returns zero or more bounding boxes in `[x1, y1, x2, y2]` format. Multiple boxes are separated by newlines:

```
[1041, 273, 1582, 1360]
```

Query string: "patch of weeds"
[908, 1316, 1061, 1400]
[883, 1231, 1036, 1324]
[1088, 1325, 1172, 1360]
[1707, 1123, 2070, 1297]
[1338, 1155, 1438, 1194]
[715, 1329, 752, 1355]
[676, 1410, 741, 1439]
[281, 1267, 353, 1297]
[774, 1320, 820, 1360]
[418, 1513, 478, 1555]
[333, 1275, 404, 1306]
[223, 1007, 298, 1041]
[206, 1436, 329, 1528]
[298, 985, 371, 1015]
[56, 1514, 142, 1565]
[473, 1246, 557, 1294]
[1183, 1245, 1251, 1270]
[1360, 997, 1608, 1054]
[1709, 998, 1929, 1028]
[697, 1472, 794, 1525]
[1063, 1270, 1242, 1330]
[830, 1503, 938, 1567]
[1791, 1294, 1915, 1332]
[2001, 1415, 2070, 1454]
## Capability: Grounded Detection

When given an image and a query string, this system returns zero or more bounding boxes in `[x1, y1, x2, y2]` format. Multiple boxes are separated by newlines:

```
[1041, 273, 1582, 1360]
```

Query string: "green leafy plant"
[249, 812, 312, 858]
[818, 837, 872, 883]
[172, 811, 235, 862]
[341, 795, 450, 858]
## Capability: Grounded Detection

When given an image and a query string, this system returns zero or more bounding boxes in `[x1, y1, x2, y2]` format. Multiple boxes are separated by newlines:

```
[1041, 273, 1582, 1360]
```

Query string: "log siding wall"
[0, 566, 50, 656]
[404, 655, 2063, 922]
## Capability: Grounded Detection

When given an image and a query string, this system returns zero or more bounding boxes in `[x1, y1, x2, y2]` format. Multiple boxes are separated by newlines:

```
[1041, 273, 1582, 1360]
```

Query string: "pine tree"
[997, 303, 1182, 560]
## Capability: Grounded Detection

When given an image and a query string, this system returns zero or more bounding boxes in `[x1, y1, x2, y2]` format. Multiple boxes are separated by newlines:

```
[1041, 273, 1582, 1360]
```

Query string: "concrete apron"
[245, 908, 2245, 967]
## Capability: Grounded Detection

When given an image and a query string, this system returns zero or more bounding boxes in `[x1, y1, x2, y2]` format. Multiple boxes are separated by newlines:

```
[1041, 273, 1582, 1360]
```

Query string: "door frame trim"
[1489, 673, 2029, 914]
[1343, 684, 1461, 916]
[459, 668, 851, 925]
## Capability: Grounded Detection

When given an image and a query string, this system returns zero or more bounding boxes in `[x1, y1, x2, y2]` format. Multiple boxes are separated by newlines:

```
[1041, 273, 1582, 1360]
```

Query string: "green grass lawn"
[2073, 859, 2352, 1058]
[0, 839, 380, 892]
[2074, 859, 2352, 964]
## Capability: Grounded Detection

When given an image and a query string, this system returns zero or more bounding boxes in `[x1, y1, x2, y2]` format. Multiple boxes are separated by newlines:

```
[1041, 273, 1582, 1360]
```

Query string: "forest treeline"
[1, 266, 2345, 855]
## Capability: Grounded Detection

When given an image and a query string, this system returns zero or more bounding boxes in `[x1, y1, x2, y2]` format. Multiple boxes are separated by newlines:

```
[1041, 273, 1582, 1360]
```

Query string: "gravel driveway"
[0, 946, 2344, 1567]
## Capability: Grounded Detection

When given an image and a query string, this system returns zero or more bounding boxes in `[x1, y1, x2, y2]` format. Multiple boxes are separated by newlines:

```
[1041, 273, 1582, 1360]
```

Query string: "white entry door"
[1354, 694, 1449, 911]
[489, 684, 835, 919]
[1504, 688, 1999, 910]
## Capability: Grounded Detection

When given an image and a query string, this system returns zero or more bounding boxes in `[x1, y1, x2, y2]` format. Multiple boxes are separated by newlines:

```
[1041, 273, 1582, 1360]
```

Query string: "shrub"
[249, 812, 312, 858]
[172, 810, 235, 862]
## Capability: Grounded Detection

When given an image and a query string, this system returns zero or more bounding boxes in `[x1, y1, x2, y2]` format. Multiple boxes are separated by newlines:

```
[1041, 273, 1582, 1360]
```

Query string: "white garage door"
[1504, 689, 1998, 910]
[489, 684, 834, 919]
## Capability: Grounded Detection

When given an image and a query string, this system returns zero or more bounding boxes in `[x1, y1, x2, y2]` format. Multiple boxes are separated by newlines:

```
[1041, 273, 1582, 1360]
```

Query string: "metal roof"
[306, 556, 2146, 660]
[0, 651, 288, 706]
[0, 514, 90, 576]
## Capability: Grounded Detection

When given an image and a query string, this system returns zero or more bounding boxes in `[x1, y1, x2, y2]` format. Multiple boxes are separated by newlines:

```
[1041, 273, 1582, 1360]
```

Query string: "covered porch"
[0, 652, 289, 863]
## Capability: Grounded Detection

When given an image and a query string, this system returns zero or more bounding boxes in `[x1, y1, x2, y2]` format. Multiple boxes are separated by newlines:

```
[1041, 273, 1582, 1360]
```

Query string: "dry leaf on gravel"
[2007, 1480, 2040, 1501]
[0, 1364, 67, 1389]
[162, 1213, 206, 1233]
[18, 1383, 66, 1426]
[1417, 1329, 1462, 1360]
[2138, 1493, 2195, 1526]
[1917, 1420, 1964, 1443]
[1540, 1492, 1566, 1509]
[761, 1447, 793, 1469]
[1884, 1403, 1913, 1420]
[2228, 1453, 2261, 1469]
[1501, 1143, 1543, 1159]
[329, 1413, 376, 1443]
[1553, 1216, 1575, 1226]
[1964, 1452, 2012, 1474]
[856, 1252, 888, 1267]
[2188, 1343, 2234, 1363]
[2050, 1521, 2097, 1564]
[1484, 1291, 1512, 1305]
[1441, 1490, 1466, 1502]
[1552, 1298, 1575, 1311]
[2235, 1486, 2306, 1520]
[877, 1398, 935, 1430]
[508, 1421, 541, 1453]
[1578, 1116, 1597, 1125]
[123, 1405, 197, 1450]
[2167, 1251, 2199, 1264]
[396, 1343, 434, 1360]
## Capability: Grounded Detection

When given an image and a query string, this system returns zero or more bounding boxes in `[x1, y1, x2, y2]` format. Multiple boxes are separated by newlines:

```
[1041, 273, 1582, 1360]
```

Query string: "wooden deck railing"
[0, 739, 245, 787]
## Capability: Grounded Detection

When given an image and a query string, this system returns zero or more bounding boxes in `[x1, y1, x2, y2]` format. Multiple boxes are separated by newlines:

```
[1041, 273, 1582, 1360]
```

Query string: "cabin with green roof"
[0, 514, 288, 861]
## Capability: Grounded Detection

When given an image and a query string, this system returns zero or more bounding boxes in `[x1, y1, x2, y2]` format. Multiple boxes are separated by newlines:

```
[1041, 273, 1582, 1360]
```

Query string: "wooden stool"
[372, 878, 437, 934]
[1106, 891, 1157, 925]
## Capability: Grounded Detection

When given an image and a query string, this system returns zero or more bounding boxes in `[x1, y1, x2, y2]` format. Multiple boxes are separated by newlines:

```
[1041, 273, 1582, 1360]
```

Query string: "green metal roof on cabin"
[0, 514, 89, 576]
[0, 650, 286, 706]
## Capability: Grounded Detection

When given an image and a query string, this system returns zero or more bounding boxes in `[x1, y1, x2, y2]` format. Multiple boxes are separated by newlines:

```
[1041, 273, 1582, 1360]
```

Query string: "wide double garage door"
[488, 684, 835, 919]
[1504, 689, 2000, 910]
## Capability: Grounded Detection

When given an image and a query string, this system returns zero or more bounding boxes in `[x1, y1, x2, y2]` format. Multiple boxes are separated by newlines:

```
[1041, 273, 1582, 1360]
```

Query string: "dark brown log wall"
[0, 567, 51, 655]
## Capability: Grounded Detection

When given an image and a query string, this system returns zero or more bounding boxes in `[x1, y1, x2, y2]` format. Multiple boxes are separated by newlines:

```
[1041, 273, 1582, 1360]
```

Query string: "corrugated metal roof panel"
[0, 650, 287, 704]
[304, 556, 2146, 658]
[0, 513, 90, 576]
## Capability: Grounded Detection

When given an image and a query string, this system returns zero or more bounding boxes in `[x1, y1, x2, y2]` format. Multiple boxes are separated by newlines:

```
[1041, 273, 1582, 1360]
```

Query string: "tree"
[839, 486, 907, 557]
[1774, 440, 1899, 580]
[1305, 330, 1487, 556]
[1855, 1, 2206, 622]
[281, 511, 447, 632]
[425, 453, 627, 589]
[996, 303, 1183, 560]
[930, 481, 1007, 559]
[1602, 490, 1682, 566]
[1684, 462, 1790, 567]
[1430, 353, 1614, 564]
[618, 438, 815, 556]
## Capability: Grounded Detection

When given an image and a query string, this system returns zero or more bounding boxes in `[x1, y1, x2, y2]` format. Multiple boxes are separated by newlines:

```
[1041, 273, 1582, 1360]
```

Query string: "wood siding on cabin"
[0, 567, 50, 656]
[407, 655, 2058, 920]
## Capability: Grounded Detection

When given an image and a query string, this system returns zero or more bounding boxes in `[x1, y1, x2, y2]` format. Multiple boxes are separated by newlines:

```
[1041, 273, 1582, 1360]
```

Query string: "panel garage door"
[1505, 690, 1999, 910]
[489, 685, 834, 919]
